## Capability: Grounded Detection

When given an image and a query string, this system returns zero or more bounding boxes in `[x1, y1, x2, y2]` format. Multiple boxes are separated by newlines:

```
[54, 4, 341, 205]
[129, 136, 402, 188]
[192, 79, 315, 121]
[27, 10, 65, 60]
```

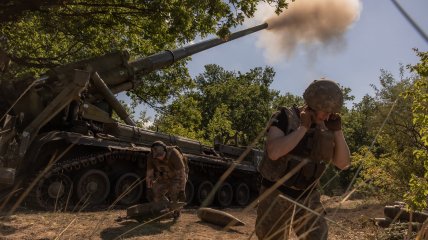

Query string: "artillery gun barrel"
[111, 23, 268, 93]
[4, 23, 268, 123]
[0, 23, 268, 192]
[26, 23, 267, 99]
[0, 23, 268, 129]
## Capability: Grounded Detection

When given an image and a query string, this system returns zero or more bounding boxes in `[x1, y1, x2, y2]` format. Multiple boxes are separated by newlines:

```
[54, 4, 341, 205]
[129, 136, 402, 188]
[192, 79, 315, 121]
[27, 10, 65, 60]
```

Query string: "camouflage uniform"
[146, 145, 187, 207]
[256, 80, 345, 240]
[255, 186, 327, 240]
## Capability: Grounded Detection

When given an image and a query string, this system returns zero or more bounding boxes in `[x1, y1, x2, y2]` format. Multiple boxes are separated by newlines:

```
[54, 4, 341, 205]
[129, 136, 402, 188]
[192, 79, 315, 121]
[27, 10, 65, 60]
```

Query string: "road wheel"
[216, 182, 233, 207]
[114, 173, 143, 205]
[235, 182, 250, 206]
[35, 173, 73, 210]
[197, 180, 213, 206]
[75, 169, 110, 206]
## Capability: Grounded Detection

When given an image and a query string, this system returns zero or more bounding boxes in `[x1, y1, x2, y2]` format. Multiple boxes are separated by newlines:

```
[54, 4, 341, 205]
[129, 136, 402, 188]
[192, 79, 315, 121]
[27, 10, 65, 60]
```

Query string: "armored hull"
[5, 124, 261, 210]
[0, 24, 267, 210]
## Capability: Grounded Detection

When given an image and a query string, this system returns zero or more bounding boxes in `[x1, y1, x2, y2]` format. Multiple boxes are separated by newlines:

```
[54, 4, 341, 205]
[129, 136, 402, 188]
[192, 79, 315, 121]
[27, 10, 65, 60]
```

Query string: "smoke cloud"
[249, 0, 361, 64]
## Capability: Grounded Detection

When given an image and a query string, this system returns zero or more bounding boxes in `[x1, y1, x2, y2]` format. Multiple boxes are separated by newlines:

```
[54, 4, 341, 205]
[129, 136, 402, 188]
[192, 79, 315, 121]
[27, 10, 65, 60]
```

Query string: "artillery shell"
[197, 207, 245, 227]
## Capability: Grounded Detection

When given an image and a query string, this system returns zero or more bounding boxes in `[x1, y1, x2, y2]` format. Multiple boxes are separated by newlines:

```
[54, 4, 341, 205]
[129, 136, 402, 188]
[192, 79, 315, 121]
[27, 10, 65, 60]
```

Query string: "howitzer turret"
[0, 24, 266, 210]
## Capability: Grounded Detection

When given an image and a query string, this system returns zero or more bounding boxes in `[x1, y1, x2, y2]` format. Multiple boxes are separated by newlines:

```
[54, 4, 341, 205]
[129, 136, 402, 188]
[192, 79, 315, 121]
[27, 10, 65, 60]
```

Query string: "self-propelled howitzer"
[0, 23, 266, 209]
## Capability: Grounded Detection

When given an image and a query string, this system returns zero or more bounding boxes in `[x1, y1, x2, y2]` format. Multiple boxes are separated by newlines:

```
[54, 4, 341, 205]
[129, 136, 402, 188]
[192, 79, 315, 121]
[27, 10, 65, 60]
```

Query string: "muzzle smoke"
[250, 0, 361, 63]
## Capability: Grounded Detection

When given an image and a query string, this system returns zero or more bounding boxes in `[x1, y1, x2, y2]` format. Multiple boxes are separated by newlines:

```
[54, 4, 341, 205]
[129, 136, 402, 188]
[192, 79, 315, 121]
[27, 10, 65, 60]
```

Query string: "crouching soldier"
[146, 141, 188, 220]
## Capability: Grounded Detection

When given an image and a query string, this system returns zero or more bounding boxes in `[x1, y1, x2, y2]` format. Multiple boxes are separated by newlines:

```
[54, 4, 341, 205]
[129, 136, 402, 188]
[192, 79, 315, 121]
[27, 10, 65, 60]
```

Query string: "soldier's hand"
[324, 113, 342, 131]
[300, 107, 312, 130]
[146, 188, 154, 202]
[177, 190, 186, 202]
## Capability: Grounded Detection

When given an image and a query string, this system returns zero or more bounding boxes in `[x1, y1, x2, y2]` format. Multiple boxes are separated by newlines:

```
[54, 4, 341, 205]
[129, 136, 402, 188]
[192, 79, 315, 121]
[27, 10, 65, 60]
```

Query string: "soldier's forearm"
[332, 130, 350, 170]
[267, 126, 307, 160]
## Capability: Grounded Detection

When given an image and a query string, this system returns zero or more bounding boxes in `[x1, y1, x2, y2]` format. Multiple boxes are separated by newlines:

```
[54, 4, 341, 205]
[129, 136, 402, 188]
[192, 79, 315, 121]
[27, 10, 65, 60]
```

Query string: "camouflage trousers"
[153, 178, 182, 202]
[152, 179, 182, 217]
[255, 186, 327, 240]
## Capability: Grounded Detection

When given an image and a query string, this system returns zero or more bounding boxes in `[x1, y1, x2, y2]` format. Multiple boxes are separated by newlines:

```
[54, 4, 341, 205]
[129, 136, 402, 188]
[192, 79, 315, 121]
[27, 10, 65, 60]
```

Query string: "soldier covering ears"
[256, 79, 351, 240]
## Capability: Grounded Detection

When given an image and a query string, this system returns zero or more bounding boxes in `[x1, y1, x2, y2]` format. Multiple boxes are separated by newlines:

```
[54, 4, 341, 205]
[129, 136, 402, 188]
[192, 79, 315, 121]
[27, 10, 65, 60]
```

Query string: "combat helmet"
[151, 141, 167, 158]
[303, 79, 343, 113]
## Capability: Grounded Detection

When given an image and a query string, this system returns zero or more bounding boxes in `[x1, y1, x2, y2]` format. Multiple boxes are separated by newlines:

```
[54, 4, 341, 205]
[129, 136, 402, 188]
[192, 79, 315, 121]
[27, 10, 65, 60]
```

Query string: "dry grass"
[0, 196, 388, 240]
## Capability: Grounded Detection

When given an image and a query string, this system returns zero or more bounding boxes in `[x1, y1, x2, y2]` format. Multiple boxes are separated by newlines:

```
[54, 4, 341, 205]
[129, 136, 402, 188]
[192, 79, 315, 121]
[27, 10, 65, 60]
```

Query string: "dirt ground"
[0, 196, 387, 240]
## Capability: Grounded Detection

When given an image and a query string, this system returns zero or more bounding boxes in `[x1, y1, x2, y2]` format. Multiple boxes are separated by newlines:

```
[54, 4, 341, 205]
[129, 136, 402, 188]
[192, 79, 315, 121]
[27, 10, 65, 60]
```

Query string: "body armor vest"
[258, 107, 335, 190]
[152, 146, 188, 180]
[153, 147, 177, 180]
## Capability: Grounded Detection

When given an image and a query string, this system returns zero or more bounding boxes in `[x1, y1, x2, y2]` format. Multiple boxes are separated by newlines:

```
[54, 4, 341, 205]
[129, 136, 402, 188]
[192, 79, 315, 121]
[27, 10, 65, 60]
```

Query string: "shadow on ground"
[195, 220, 246, 234]
[100, 219, 176, 240]
[0, 222, 18, 236]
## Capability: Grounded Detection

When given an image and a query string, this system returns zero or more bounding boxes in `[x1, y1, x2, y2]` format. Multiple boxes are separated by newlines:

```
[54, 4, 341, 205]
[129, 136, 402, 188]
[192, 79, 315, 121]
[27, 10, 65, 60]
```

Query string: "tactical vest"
[153, 146, 188, 180]
[258, 107, 335, 190]
[167, 146, 189, 174]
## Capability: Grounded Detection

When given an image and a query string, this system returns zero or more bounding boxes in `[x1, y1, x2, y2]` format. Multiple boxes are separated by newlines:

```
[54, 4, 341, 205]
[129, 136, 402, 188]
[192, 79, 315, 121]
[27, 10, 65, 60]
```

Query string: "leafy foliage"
[153, 94, 205, 142]
[195, 65, 278, 144]
[271, 93, 304, 110]
[342, 95, 377, 153]
[206, 104, 237, 144]
[346, 64, 427, 204]
[353, 147, 411, 200]
[1, 0, 290, 108]
[404, 50, 428, 210]
[154, 64, 279, 146]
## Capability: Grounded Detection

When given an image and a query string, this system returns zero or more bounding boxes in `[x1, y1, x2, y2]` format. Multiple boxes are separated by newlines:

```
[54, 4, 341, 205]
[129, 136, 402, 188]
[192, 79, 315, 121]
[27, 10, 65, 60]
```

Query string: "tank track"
[27, 150, 146, 210]
[25, 151, 256, 209]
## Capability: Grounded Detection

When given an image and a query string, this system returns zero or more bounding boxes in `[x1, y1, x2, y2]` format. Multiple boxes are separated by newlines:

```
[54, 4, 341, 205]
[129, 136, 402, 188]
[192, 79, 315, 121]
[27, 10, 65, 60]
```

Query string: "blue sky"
[186, 0, 428, 107]
[130, 0, 427, 123]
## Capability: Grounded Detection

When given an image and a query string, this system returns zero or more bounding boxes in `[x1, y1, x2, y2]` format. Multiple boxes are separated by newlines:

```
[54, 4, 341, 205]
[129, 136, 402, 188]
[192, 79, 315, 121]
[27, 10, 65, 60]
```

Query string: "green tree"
[154, 64, 279, 146]
[153, 94, 205, 141]
[324, 93, 374, 194]
[272, 93, 304, 110]
[195, 64, 278, 145]
[1, 0, 291, 110]
[350, 67, 425, 201]
[342, 95, 377, 153]
[404, 50, 428, 210]
[206, 104, 237, 144]
[135, 110, 152, 129]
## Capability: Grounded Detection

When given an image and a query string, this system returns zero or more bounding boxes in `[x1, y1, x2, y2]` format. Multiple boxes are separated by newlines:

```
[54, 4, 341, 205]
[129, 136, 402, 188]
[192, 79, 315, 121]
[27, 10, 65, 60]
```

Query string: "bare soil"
[0, 196, 387, 240]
